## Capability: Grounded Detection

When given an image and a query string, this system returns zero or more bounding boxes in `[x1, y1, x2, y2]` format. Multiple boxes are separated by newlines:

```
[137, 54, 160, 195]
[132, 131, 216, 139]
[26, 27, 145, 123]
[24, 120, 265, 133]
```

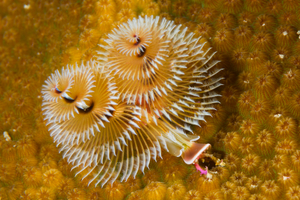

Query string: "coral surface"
[1, 0, 300, 199]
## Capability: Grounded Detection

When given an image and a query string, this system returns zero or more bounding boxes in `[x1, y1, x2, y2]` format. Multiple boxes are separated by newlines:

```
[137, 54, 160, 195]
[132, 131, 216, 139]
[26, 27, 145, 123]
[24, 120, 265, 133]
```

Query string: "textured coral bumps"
[41, 16, 222, 186]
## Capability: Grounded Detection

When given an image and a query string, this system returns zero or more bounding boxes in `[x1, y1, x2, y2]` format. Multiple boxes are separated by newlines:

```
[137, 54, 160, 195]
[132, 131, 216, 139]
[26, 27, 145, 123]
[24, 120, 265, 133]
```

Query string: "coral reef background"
[1, 0, 300, 199]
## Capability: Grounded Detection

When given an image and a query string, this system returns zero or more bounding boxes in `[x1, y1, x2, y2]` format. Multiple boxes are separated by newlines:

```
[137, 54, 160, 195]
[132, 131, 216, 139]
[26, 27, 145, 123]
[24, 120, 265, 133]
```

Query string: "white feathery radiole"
[43, 61, 118, 145]
[97, 16, 223, 134]
[58, 102, 164, 187]
[42, 63, 96, 123]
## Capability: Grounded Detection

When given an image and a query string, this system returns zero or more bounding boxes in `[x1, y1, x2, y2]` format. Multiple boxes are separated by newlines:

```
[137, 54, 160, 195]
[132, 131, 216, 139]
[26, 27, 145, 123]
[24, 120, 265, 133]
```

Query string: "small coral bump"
[212, 131, 226, 151]
[187, 3, 201, 21]
[221, 0, 243, 14]
[38, 158, 58, 173]
[237, 71, 254, 90]
[220, 86, 239, 112]
[245, 0, 266, 13]
[281, 68, 300, 92]
[203, 0, 220, 8]
[79, 15, 97, 31]
[239, 137, 254, 155]
[238, 11, 256, 26]
[104, 181, 126, 200]
[5, 181, 24, 200]
[57, 178, 76, 199]
[240, 119, 260, 136]
[230, 171, 247, 186]
[291, 150, 300, 172]
[96, 14, 114, 34]
[143, 182, 167, 200]
[186, 171, 200, 190]
[14, 95, 34, 117]
[275, 117, 297, 139]
[213, 28, 234, 53]
[286, 186, 300, 200]
[124, 177, 142, 193]
[225, 153, 241, 172]
[143, 2, 160, 16]
[216, 13, 238, 29]
[259, 61, 283, 79]
[272, 47, 291, 63]
[172, 0, 187, 16]
[194, 23, 215, 39]
[79, 29, 101, 49]
[116, 9, 136, 23]
[223, 132, 242, 153]
[16, 137, 38, 158]
[253, 74, 278, 100]
[221, 181, 237, 200]
[261, 180, 281, 199]
[81, 48, 98, 63]
[275, 139, 298, 155]
[252, 32, 275, 52]
[279, 11, 299, 27]
[23, 167, 42, 187]
[82, 0, 96, 13]
[254, 14, 277, 32]
[259, 159, 276, 180]
[249, 194, 266, 200]
[255, 129, 275, 156]
[157, 0, 171, 11]
[250, 99, 271, 123]
[231, 48, 248, 72]
[194, 121, 219, 141]
[275, 25, 298, 48]
[127, 190, 144, 200]
[278, 168, 299, 189]
[197, 173, 221, 193]
[266, 0, 282, 15]
[43, 168, 64, 189]
[211, 165, 230, 183]
[246, 176, 262, 193]
[184, 190, 202, 200]
[20, 188, 38, 200]
[1, 141, 17, 163]
[282, 0, 300, 11]
[246, 50, 268, 73]
[165, 183, 187, 200]
[204, 191, 223, 200]
[162, 164, 188, 183]
[36, 187, 56, 200]
[95, 0, 116, 15]
[273, 86, 292, 107]
[234, 25, 254, 48]
[288, 91, 300, 118]
[232, 186, 250, 200]
[226, 114, 243, 131]
[86, 188, 103, 200]
[142, 169, 161, 185]
[39, 144, 61, 161]
[158, 12, 172, 20]
[272, 154, 289, 171]
[198, 8, 218, 23]
[241, 154, 260, 175]
[16, 157, 38, 176]
[67, 188, 87, 200]
[289, 56, 300, 70]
